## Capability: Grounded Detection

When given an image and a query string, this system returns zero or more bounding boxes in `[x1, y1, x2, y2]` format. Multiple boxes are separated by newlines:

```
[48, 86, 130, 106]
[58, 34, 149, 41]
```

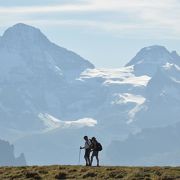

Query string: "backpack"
[97, 142, 103, 151]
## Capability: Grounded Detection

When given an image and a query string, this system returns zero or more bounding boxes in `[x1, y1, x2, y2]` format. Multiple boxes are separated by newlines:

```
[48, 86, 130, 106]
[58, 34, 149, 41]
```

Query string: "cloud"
[0, 0, 86, 7]
[22, 19, 141, 31]
[0, 0, 177, 14]
[0, 0, 180, 38]
[38, 113, 97, 131]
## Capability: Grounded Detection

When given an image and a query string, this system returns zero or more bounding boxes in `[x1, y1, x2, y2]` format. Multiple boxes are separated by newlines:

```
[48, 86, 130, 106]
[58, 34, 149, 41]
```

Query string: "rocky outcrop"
[0, 139, 26, 166]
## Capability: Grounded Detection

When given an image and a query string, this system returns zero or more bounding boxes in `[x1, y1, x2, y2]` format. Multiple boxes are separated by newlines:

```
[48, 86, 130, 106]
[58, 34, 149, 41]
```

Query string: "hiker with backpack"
[80, 136, 92, 166]
[90, 137, 102, 167]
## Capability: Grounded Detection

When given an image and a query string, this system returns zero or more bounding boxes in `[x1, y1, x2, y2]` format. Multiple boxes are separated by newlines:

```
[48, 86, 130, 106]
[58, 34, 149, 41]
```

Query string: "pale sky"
[0, 0, 180, 68]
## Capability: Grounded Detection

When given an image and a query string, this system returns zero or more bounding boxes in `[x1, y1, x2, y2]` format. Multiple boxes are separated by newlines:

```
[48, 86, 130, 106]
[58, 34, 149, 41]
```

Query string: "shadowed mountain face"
[0, 139, 26, 166]
[0, 23, 180, 165]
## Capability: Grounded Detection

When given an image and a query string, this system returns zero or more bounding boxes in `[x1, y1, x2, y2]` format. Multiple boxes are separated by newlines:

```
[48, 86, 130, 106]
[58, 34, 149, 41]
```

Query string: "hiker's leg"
[96, 154, 99, 166]
[90, 155, 94, 166]
[87, 150, 91, 166]
[85, 150, 91, 166]
[85, 158, 89, 166]
[87, 156, 91, 166]
[84, 155, 87, 165]
[84, 154, 88, 166]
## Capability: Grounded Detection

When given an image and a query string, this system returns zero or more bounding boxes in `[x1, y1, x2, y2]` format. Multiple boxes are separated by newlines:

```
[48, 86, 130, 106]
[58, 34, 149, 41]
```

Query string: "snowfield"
[111, 93, 145, 105]
[79, 67, 151, 87]
[39, 113, 97, 131]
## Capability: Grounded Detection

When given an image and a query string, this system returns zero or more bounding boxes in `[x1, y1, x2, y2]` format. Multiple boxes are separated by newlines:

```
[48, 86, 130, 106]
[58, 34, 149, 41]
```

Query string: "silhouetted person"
[80, 136, 92, 166]
[90, 137, 102, 167]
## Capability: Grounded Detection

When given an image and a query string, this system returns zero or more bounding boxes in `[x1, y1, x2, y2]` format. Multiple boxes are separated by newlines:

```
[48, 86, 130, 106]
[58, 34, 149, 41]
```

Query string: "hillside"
[1, 165, 180, 179]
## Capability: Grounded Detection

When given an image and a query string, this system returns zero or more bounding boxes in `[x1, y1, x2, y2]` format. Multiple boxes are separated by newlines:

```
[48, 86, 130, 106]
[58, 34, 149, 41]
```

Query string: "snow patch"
[80, 66, 134, 79]
[145, 47, 153, 51]
[104, 75, 150, 87]
[163, 62, 180, 71]
[80, 67, 151, 87]
[38, 113, 97, 130]
[127, 105, 147, 124]
[54, 66, 63, 76]
[112, 93, 145, 105]
[163, 63, 174, 70]
[136, 60, 144, 64]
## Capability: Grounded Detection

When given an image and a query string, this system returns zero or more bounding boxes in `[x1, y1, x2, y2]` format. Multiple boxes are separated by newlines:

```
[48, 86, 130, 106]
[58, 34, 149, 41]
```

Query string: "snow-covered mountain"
[0, 23, 94, 133]
[126, 45, 179, 76]
[132, 62, 180, 128]
[0, 23, 180, 165]
[0, 23, 94, 76]
[107, 47, 180, 165]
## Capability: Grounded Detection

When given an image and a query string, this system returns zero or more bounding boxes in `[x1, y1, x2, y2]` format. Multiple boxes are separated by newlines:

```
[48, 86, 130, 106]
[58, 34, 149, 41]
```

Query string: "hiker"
[80, 136, 92, 166]
[90, 137, 102, 167]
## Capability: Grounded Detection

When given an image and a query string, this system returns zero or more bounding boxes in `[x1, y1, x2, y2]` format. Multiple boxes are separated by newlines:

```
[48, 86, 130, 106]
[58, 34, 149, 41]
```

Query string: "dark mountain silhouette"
[0, 139, 26, 166]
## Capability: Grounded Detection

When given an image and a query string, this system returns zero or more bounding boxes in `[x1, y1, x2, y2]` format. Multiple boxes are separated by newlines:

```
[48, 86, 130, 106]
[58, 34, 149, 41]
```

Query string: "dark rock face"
[0, 139, 26, 166]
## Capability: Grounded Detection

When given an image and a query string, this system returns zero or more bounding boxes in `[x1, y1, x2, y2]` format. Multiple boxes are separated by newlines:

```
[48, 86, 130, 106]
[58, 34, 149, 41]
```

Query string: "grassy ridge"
[1, 165, 180, 179]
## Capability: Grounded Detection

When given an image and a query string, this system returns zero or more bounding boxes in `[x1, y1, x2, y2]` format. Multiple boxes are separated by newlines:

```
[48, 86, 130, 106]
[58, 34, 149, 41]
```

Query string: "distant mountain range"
[0, 23, 180, 165]
[0, 139, 26, 166]
[108, 122, 180, 166]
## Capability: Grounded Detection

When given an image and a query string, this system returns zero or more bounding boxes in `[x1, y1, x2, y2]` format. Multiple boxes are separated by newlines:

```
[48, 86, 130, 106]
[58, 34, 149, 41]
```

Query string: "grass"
[1, 165, 180, 179]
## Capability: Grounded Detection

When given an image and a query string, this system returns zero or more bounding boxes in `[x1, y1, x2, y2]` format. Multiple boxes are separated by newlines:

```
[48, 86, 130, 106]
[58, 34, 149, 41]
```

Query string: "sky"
[0, 0, 180, 68]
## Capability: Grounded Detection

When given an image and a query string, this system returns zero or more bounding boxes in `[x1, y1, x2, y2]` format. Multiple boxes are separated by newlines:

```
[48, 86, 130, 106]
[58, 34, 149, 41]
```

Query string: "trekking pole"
[78, 147, 81, 165]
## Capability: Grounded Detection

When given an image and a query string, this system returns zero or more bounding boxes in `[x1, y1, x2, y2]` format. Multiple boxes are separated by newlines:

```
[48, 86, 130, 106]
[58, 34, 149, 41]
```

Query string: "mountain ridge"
[0, 23, 180, 165]
[126, 45, 180, 76]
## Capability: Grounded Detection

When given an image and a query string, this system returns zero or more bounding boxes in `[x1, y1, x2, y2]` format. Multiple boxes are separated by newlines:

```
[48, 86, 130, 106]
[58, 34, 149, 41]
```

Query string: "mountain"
[0, 139, 26, 166]
[107, 54, 180, 165]
[107, 122, 180, 166]
[126, 45, 177, 76]
[0, 23, 94, 75]
[0, 23, 94, 133]
[130, 62, 180, 128]
[1, 23, 180, 165]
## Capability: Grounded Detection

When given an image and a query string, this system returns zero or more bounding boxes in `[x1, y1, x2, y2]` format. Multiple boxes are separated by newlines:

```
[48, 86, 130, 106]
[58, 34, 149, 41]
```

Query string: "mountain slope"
[0, 23, 94, 132]
[131, 63, 180, 128]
